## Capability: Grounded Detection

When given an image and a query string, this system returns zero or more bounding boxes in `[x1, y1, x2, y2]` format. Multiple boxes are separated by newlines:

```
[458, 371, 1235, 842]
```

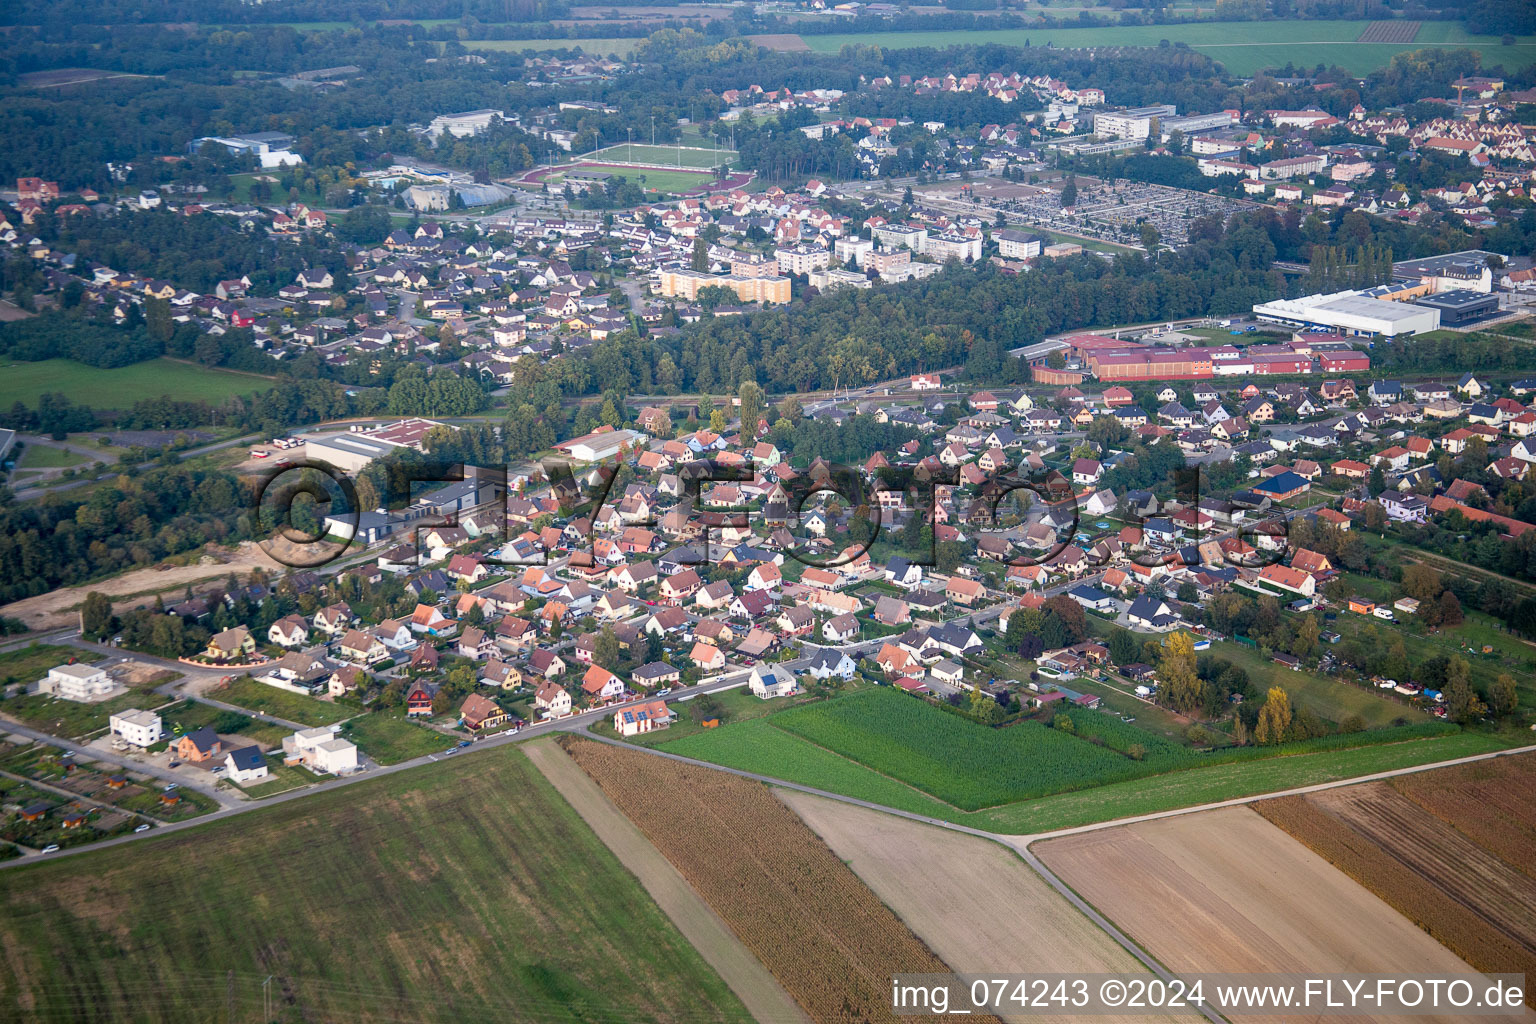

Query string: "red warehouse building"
[1319, 351, 1370, 373]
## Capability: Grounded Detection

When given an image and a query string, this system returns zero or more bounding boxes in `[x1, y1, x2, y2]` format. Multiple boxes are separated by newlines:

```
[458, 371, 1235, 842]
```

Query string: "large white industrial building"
[1252, 290, 1441, 338]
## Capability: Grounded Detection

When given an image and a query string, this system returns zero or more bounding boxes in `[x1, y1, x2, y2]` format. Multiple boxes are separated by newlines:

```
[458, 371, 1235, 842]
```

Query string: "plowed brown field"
[1039, 806, 1476, 1024]
[1258, 755, 1536, 1007]
[560, 737, 1003, 1024]
[781, 791, 1200, 1024]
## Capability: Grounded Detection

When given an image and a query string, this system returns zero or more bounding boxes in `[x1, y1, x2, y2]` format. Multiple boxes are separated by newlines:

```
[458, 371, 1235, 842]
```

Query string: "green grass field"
[0, 747, 753, 1023]
[980, 730, 1507, 833]
[588, 143, 739, 169]
[664, 716, 956, 817]
[212, 678, 349, 728]
[0, 358, 274, 411]
[804, 20, 1536, 77]
[657, 688, 1493, 833]
[338, 711, 454, 764]
[548, 165, 719, 193]
[0, 645, 76, 686]
[15, 445, 88, 470]
[465, 36, 642, 55]
[228, 172, 325, 210]
[1210, 640, 1414, 728]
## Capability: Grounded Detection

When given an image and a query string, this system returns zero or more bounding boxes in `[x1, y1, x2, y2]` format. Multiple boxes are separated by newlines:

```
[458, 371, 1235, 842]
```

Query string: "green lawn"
[588, 143, 739, 169]
[227, 172, 325, 210]
[238, 760, 320, 798]
[0, 358, 274, 411]
[158, 700, 290, 749]
[15, 445, 88, 470]
[0, 747, 753, 1023]
[803, 20, 1536, 76]
[338, 710, 454, 764]
[602, 685, 793, 747]
[211, 678, 349, 728]
[664, 717, 957, 817]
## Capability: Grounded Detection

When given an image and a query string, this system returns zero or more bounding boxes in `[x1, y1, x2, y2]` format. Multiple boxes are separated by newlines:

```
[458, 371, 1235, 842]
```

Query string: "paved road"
[11, 430, 262, 502]
[0, 656, 766, 869]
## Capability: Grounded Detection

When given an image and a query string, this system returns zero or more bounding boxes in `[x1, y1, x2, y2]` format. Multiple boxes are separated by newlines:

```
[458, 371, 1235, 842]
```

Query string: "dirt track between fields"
[524, 738, 811, 1024]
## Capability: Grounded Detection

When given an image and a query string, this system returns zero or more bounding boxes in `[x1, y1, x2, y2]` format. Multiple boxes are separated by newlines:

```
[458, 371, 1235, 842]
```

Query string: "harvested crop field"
[524, 739, 810, 1024]
[781, 791, 1198, 1024]
[560, 736, 1003, 1024]
[1358, 19, 1419, 42]
[748, 33, 809, 51]
[0, 747, 752, 1023]
[1038, 806, 1476, 1024]
[1389, 752, 1536, 878]
[1256, 757, 1536, 1003]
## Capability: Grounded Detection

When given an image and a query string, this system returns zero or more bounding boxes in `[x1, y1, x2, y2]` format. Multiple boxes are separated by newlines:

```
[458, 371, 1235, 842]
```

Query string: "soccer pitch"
[588, 143, 739, 169]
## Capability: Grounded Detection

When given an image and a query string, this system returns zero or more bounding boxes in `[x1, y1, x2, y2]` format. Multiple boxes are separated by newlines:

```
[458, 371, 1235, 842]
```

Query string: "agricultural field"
[587, 143, 739, 169]
[560, 735, 1003, 1024]
[802, 19, 1536, 77]
[524, 740, 810, 1024]
[664, 697, 1501, 833]
[976, 729, 1504, 834]
[771, 687, 1164, 808]
[1390, 753, 1536, 877]
[210, 678, 349, 727]
[661, 716, 958, 816]
[1257, 754, 1536, 994]
[782, 791, 1200, 1024]
[0, 747, 754, 1023]
[1038, 806, 1479, 1024]
[0, 358, 274, 411]
[337, 710, 454, 764]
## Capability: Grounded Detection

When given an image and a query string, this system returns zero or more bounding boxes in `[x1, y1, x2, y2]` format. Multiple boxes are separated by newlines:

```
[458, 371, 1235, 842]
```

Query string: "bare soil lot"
[781, 791, 1197, 1024]
[0, 540, 299, 632]
[1038, 806, 1476, 1024]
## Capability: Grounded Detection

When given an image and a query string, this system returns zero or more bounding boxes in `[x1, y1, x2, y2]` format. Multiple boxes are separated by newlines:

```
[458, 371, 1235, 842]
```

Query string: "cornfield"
[560, 736, 1004, 1024]
[1256, 793, 1536, 1008]
[773, 688, 1153, 810]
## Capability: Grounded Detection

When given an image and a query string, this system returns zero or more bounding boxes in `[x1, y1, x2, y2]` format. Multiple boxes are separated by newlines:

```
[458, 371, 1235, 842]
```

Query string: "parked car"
[40, 845, 60, 854]
[134, 824, 151, 833]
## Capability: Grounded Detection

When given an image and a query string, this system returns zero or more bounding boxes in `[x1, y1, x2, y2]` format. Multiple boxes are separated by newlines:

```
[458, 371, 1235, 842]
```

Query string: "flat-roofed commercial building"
[1092, 104, 1177, 140]
[1252, 290, 1440, 338]
[1414, 289, 1499, 325]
